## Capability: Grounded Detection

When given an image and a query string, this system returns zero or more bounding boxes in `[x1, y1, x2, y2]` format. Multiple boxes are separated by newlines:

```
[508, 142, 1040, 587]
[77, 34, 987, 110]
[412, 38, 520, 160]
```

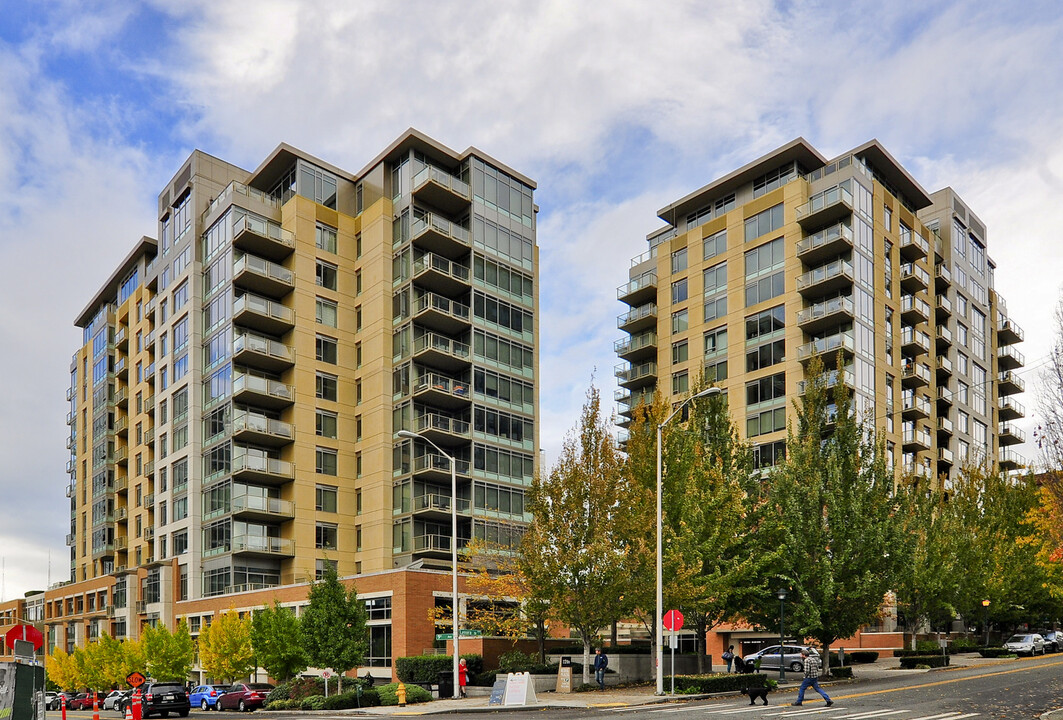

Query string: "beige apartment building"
[57, 129, 538, 678]
[615, 138, 1025, 482]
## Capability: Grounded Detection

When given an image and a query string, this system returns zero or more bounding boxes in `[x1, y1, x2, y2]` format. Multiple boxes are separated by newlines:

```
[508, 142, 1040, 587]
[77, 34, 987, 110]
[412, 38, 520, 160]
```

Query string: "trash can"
[437, 670, 454, 699]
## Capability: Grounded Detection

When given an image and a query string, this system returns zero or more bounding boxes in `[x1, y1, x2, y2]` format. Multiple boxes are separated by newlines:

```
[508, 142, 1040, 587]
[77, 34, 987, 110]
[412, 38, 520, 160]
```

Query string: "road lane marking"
[827, 658, 1063, 702]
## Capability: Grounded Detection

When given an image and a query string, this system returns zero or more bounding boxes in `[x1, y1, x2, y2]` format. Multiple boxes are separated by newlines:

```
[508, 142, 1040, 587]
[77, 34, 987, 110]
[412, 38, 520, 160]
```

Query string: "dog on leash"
[741, 686, 770, 705]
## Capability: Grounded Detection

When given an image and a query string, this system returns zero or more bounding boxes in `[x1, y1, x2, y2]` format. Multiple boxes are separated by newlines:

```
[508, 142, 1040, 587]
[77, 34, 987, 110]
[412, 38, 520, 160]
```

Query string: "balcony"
[998, 344, 1025, 371]
[797, 366, 854, 395]
[997, 370, 1024, 396]
[998, 395, 1025, 420]
[411, 252, 471, 296]
[617, 270, 658, 306]
[797, 331, 854, 363]
[115, 416, 128, 436]
[902, 392, 932, 420]
[999, 447, 1025, 471]
[231, 495, 296, 523]
[411, 493, 471, 521]
[411, 372, 471, 410]
[233, 254, 294, 299]
[796, 296, 854, 333]
[65, 533, 75, 546]
[900, 295, 931, 324]
[231, 453, 295, 486]
[115, 387, 128, 408]
[998, 318, 1024, 345]
[114, 536, 127, 551]
[232, 374, 295, 410]
[114, 447, 129, 465]
[144, 526, 155, 540]
[202, 180, 282, 225]
[999, 422, 1025, 446]
[902, 423, 933, 451]
[936, 324, 953, 346]
[65, 483, 75, 498]
[411, 412, 471, 447]
[115, 356, 128, 380]
[145, 394, 156, 414]
[796, 258, 854, 297]
[617, 388, 654, 414]
[66, 410, 76, 425]
[615, 361, 658, 389]
[66, 434, 75, 450]
[115, 327, 128, 350]
[618, 303, 658, 333]
[409, 453, 472, 483]
[937, 384, 953, 407]
[936, 294, 952, 317]
[413, 533, 466, 556]
[935, 263, 952, 288]
[938, 416, 954, 435]
[409, 212, 471, 257]
[115, 475, 128, 492]
[66, 458, 76, 473]
[796, 222, 853, 265]
[936, 355, 953, 378]
[143, 461, 155, 478]
[232, 213, 295, 261]
[116, 507, 128, 521]
[796, 185, 854, 228]
[231, 535, 295, 558]
[901, 326, 931, 355]
[899, 231, 929, 261]
[411, 164, 472, 216]
[233, 332, 295, 373]
[144, 426, 155, 445]
[938, 447, 954, 466]
[615, 331, 658, 362]
[233, 293, 295, 336]
[900, 263, 930, 292]
[902, 362, 932, 388]
[144, 331, 156, 352]
[412, 333, 472, 372]
[412, 292, 472, 334]
[232, 410, 294, 448]
[903, 461, 931, 479]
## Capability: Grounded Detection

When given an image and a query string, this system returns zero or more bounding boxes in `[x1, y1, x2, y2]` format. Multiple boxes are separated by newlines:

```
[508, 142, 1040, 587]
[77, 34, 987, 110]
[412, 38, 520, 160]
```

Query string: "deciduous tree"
[250, 600, 307, 682]
[301, 561, 369, 692]
[46, 646, 78, 691]
[141, 620, 194, 682]
[200, 604, 255, 683]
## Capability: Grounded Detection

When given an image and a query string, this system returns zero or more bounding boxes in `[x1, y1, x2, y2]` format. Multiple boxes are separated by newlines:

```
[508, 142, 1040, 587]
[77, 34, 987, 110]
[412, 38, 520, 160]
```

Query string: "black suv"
[140, 683, 190, 718]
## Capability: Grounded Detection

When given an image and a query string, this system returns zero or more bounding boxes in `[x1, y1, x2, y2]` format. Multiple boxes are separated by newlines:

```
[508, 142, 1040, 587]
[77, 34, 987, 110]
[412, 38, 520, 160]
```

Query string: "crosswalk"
[604, 703, 980, 719]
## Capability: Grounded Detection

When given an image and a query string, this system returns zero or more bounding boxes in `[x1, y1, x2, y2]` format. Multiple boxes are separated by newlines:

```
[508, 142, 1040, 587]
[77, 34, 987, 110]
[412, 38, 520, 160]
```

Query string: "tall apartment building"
[615, 139, 1025, 481]
[59, 129, 538, 677]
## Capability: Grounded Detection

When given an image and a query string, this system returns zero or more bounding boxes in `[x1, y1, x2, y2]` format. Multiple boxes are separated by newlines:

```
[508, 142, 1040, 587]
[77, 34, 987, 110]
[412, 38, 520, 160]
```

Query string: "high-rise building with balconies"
[59, 129, 538, 679]
[614, 138, 1024, 482]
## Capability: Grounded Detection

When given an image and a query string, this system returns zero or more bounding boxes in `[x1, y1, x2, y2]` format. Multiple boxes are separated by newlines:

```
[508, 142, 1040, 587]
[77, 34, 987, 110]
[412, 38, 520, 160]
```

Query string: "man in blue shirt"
[593, 648, 609, 690]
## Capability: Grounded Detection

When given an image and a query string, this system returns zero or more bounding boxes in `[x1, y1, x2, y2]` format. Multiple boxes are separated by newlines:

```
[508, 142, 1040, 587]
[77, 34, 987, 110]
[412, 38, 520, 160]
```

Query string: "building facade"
[57, 129, 538, 678]
[615, 138, 1024, 482]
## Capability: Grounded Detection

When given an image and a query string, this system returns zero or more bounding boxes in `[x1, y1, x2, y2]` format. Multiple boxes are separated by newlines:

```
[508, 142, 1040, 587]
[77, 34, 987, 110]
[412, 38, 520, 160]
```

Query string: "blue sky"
[2, 0, 1063, 600]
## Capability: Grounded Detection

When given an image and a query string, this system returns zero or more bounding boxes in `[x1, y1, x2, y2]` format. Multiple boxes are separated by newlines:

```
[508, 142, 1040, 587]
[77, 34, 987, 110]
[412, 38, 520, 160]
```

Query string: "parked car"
[140, 682, 190, 718]
[744, 644, 820, 672]
[189, 685, 228, 711]
[50, 691, 78, 710]
[43, 693, 58, 710]
[1040, 630, 1061, 652]
[103, 690, 126, 711]
[114, 690, 136, 714]
[217, 684, 274, 712]
[1003, 633, 1047, 655]
[71, 692, 107, 711]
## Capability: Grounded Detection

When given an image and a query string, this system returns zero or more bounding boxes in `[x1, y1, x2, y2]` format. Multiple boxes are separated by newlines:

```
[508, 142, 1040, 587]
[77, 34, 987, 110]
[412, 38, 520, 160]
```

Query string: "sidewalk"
[289, 653, 1029, 715]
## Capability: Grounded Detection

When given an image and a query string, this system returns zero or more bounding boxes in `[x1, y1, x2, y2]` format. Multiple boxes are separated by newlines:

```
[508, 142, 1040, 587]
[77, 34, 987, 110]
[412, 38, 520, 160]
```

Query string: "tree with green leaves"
[759, 356, 906, 671]
[522, 383, 644, 684]
[300, 561, 369, 692]
[250, 600, 307, 682]
[199, 604, 255, 683]
[141, 620, 195, 682]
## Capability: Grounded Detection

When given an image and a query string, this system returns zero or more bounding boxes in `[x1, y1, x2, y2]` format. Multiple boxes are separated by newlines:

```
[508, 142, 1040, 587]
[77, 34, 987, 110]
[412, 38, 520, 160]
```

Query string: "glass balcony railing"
[231, 410, 294, 441]
[411, 212, 470, 245]
[412, 165, 471, 200]
[796, 185, 853, 224]
[796, 259, 853, 291]
[202, 181, 282, 223]
[233, 212, 295, 249]
[617, 271, 658, 300]
[614, 331, 658, 356]
[796, 221, 853, 257]
[617, 303, 657, 328]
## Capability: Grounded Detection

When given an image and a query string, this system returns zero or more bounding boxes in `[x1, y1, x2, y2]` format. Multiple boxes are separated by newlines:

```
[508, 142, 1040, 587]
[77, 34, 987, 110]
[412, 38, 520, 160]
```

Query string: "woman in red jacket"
[458, 658, 468, 698]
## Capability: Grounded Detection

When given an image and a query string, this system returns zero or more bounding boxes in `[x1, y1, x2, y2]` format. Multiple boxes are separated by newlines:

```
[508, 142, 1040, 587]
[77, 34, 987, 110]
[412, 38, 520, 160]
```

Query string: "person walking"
[458, 658, 468, 699]
[593, 648, 609, 690]
[792, 650, 832, 707]
[722, 645, 736, 673]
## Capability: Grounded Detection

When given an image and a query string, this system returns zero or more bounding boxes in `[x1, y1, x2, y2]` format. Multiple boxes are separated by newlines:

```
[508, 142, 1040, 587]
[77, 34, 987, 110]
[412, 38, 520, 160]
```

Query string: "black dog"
[742, 686, 770, 706]
[733, 656, 757, 674]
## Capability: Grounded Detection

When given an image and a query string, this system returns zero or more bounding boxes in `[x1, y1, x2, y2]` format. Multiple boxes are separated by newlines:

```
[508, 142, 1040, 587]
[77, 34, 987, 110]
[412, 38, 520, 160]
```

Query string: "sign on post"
[125, 672, 146, 689]
[663, 610, 684, 695]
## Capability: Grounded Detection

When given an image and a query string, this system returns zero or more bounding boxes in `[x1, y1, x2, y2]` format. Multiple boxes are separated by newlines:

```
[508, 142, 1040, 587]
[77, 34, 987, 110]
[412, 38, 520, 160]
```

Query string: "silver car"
[745, 644, 820, 672]
[1003, 633, 1046, 655]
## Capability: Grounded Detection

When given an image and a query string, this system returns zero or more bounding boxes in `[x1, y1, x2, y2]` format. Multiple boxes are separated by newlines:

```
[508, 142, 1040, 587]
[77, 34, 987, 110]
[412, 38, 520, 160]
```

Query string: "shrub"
[827, 666, 853, 679]
[951, 637, 980, 652]
[473, 670, 498, 687]
[978, 648, 1015, 658]
[263, 699, 300, 710]
[320, 689, 380, 709]
[898, 655, 949, 668]
[396, 654, 483, 684]
[894, 649, 948, 658]
[268, 676, 327, 703]
[300, 695, 327, 710]
[378, 683, 432, 706]
[915, 640, 942, 653]
[672, 674, 768, 694]
[846, 651, 878, 664]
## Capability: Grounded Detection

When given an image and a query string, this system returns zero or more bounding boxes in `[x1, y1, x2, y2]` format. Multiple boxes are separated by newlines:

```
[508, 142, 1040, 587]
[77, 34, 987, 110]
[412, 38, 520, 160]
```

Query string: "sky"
[2, 0, 1063, 601]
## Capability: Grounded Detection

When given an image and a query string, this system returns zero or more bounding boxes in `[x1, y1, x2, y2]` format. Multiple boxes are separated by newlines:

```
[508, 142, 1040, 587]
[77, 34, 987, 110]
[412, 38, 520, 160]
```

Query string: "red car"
[70, 692, 106, 710]
[217, 684, 274, 712]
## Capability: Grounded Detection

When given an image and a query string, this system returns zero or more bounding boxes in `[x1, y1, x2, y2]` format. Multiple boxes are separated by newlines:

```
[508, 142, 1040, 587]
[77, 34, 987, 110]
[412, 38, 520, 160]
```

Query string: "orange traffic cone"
[125, 703, 133, 720]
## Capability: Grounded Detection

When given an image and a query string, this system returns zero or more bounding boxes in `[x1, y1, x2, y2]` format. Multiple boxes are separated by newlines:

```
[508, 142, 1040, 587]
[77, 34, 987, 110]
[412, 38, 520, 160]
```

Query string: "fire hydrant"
[396, 683, 407, 707]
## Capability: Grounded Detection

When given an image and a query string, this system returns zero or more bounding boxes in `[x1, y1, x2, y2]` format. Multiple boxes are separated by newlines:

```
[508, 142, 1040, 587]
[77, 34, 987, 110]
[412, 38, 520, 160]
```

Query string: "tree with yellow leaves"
[199, 604, 255, 683]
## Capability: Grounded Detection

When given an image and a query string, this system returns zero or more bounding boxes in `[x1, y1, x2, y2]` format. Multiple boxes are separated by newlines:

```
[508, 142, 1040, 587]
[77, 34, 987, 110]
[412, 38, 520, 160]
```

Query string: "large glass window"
[316, 335, 338, 364]
[746, 305, 786, 342]
[744, 203, 784, 242]
[316, 372, 338, 401]
[316, 298, 338, 328]
[316, 485, 338, 512]
[703, 229, 727, 261]
[315, 523, 338, 550]
[316, 224, 338, 254]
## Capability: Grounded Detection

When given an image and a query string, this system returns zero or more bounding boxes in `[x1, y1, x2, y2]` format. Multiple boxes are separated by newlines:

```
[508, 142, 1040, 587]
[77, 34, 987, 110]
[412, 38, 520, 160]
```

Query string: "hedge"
[978, 648, 1016, 658]
[898, 655, 950, 668]
[396, 654, 484, 683]
[827, 666, 853, 679]
[673, 673, 769, 694]
[828, 650, 878, 664]
[895, 649, 949, 658]
[266, 675, 372, 705]
[378, 682, 433, 706]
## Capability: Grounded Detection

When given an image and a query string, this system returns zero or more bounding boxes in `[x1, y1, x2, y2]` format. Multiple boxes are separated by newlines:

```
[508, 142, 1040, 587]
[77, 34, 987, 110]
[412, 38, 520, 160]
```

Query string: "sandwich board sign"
[503, 672, 537, 706]
[555, 656, 572, 693]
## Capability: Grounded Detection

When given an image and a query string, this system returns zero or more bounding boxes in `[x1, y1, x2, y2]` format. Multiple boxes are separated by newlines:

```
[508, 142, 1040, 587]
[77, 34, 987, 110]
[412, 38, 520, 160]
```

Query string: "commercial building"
[615, 138, 1025, 482]
[58, 129, 538, 678]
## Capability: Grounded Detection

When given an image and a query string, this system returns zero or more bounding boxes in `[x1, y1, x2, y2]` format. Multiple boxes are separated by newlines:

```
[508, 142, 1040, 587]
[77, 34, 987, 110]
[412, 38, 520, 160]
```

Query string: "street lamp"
[777, 589, 788, 682]
[982, 599, 991, 647]
[398, 429, 460, 699]
[656, 386, 722, 695]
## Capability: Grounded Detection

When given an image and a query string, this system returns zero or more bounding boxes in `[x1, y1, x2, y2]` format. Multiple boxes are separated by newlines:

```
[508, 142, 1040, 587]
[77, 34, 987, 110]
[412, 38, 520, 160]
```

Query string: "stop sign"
[663, 609, 684, 631]
[5, 625, 43, 650]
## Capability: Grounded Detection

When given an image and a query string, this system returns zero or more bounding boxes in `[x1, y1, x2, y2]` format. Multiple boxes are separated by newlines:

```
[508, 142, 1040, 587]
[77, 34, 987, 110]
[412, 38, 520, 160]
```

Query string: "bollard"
[396, 682, 406, 707]
[93, 692, 101, 720]
[132, 689, 142, 720]
[61, 694, 67, 720]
